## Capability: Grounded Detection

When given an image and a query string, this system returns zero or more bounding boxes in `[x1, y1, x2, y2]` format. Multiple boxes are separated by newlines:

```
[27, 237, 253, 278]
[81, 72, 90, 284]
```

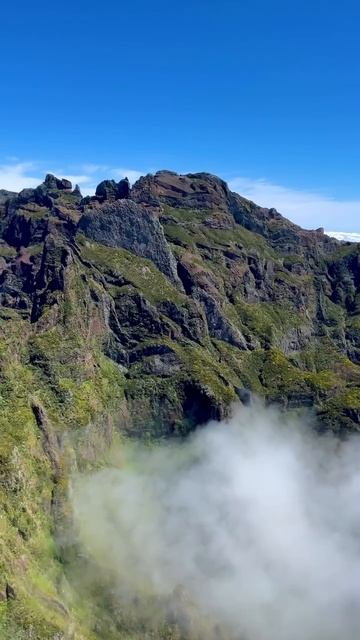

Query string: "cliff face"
[2, 170, 360, 430]
[1, 169, 360, 638]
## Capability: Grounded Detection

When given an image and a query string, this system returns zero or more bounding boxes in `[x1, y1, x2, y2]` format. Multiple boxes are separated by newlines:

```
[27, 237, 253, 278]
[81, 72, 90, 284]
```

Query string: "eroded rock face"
[79, 199, 181, 284]
[0, 189, 17, 217]
[109, 289, 173, 347]
[158, 298, 207, 344]
[194, 288, 248, 350]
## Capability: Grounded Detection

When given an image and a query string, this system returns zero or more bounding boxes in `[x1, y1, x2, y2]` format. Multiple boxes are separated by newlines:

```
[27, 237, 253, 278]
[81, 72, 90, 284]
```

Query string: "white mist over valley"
[73, 404, 360, 640]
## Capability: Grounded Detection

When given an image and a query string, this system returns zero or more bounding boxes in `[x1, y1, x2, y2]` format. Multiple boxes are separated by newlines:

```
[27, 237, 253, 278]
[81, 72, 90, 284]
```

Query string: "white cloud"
[228, 176, 360, 232]
[78, 163, 109, 175]
[73, 404, 360, 640]
[326, 231, 360, 243]
[0, 162, 42, 192]
[113, 167, 144, 184]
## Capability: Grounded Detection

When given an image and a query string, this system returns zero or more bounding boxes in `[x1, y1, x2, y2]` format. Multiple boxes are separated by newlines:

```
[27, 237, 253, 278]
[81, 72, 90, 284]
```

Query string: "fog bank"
[73, 404, 360, 640]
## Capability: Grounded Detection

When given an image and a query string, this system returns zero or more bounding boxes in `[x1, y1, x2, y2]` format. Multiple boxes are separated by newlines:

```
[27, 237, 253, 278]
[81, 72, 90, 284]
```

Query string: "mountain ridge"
[1, 168, 360, 638]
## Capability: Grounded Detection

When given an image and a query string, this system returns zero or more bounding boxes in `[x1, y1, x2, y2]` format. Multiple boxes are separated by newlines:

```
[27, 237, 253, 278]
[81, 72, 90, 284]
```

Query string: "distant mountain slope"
[1, 169, 360, 638]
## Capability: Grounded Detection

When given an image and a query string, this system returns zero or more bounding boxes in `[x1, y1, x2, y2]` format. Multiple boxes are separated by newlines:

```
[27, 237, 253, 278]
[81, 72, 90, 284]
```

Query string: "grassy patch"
[78, 235, 185, 305]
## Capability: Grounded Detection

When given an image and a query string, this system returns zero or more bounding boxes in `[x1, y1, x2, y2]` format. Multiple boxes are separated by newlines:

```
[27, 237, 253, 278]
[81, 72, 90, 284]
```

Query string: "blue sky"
[1, 0, 360, 232]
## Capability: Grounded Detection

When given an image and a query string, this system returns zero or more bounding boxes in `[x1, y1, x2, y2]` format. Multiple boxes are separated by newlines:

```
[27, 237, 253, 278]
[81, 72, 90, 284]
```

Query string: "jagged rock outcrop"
[43, 173, 72, 191]
[132, 170, 232, 211]
[95, 177, 130, 201]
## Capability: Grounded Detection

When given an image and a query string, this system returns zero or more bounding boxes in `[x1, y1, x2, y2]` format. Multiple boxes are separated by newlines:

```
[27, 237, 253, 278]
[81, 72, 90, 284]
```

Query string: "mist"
[72, 403, 360, 640]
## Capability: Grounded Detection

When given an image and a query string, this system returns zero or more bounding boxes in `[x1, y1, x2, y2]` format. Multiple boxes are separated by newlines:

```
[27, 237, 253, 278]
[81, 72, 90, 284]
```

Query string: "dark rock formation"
[95, 177, 130, 201]
[5, 583, 16, 600]
[194, 288, 248, 349]
[158, 298, 207, 343]
[44, 174, 72, 190]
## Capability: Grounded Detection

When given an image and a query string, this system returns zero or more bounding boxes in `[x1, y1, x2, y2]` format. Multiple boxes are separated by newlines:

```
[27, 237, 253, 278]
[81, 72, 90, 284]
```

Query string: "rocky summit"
[1, 169, 360, 638]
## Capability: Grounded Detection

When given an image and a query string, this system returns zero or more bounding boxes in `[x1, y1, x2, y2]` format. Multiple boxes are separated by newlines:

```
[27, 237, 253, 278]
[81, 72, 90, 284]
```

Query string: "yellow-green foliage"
[30, 326, 125, 429]
[319, 389, 360, 433]
[0, 314, 68, 637]
[228, 342, 356, 407]
[162, 205, 277, 258]
[16, 204, 49, 220]
[0, 244, 16, 258]
[234, 299, 306, 345]
[128, 337, 238, 407]
[202, 225, 276, 257]
[163, 223, 198, 247]
[0, 268, 126, 638]
[162, 205, 211, 222]
[175, 341, 238, 404]
[78, 235, 185, 305]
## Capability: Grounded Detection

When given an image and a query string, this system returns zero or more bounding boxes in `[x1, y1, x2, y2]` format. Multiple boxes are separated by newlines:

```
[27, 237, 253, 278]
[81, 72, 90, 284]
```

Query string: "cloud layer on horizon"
[326, 231, 360, 242]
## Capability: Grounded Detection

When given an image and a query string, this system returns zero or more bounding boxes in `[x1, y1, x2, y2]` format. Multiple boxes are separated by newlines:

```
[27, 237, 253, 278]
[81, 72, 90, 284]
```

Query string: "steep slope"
[0, 169, 360, 638]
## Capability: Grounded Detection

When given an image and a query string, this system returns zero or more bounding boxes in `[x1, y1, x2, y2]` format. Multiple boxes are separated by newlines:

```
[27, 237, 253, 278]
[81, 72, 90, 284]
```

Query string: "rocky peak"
[131, 170, 341, 258]
[95, 177, 130, 202]
[132, 170, 231, 211]
[0, 189, 17, 204]
[43, 174, 72, 191]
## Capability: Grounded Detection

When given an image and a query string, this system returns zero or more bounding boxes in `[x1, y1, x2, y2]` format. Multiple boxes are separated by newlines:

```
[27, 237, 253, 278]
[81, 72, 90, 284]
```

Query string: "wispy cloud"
[45, 170, 98, 194]
[113, 168, 144, 184]
[78, 163, 110, 175]
[228, 176, 360, 233]
[0, 162, 42, 192]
